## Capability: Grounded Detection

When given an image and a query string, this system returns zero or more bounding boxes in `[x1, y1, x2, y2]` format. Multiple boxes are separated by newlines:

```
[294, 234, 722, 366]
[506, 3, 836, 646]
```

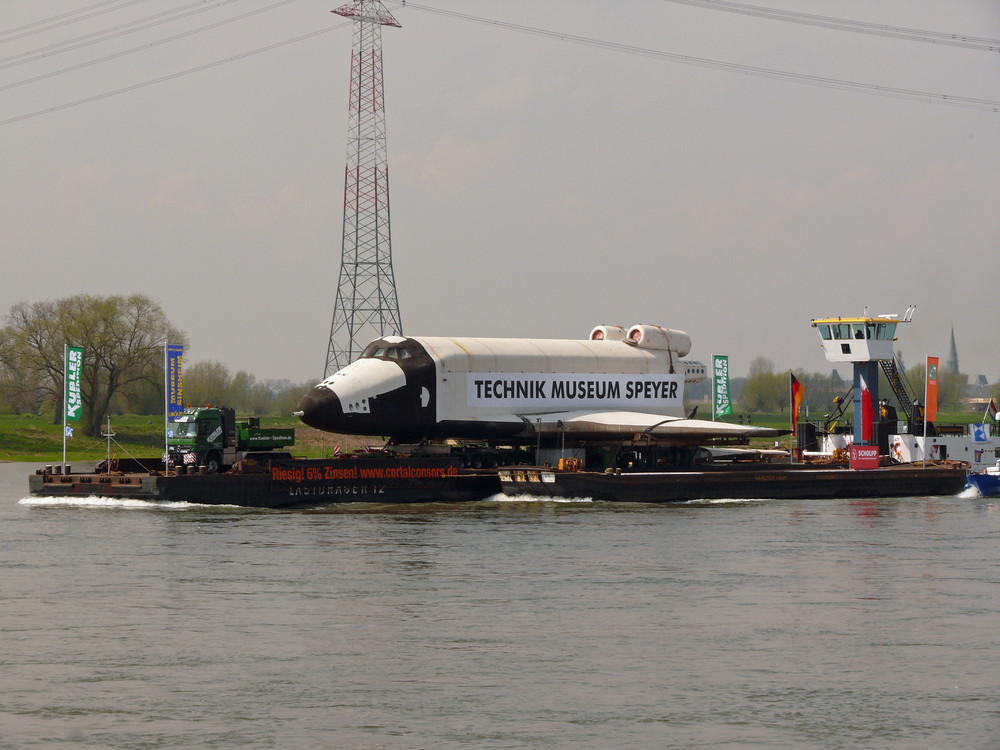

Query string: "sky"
[3, 0, 998, 387]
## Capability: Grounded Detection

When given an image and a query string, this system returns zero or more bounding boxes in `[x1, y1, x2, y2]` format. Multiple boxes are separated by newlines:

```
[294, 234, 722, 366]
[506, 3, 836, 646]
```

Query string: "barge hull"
[29, 456, 501, 508]
[29, 460, 969, 507]
[499, 464, 968, 502]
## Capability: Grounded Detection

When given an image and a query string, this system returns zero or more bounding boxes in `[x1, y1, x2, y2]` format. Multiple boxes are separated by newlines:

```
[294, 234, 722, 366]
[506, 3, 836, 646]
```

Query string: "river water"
[3, 461, 999, 749]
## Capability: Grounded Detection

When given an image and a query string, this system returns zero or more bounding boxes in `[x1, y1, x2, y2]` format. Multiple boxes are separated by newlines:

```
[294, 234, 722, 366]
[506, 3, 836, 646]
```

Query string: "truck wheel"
[205, 453, 222, 473]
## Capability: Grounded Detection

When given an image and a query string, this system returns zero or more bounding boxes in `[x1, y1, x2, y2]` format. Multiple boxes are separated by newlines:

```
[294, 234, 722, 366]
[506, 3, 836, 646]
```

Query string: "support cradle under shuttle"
[295, 324, 782, 443]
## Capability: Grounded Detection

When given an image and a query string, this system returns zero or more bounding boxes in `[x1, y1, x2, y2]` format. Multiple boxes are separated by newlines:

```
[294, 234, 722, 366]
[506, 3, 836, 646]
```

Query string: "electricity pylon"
[325, 0, 402, 376]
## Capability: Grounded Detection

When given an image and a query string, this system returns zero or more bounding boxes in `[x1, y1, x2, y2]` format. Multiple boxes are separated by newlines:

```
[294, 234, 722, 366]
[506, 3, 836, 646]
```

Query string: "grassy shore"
[0, 413, 382, 463]
[0, 410, 987, 463]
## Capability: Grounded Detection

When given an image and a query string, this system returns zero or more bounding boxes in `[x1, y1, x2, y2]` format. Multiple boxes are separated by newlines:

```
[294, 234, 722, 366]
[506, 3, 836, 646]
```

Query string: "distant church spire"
[947, 326, 960, 373]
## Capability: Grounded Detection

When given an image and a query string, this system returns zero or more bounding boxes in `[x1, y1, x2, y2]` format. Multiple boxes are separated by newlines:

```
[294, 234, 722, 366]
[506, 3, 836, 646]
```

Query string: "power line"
[0, 0, 154, 44]
[2, 0, 996, 128]
[0, 0, 299, 94]
[0, 17, 352, 127]
[402, 2, 1000, 113]
[0, 0, 244, 70]
[659, 0, 1000, 53]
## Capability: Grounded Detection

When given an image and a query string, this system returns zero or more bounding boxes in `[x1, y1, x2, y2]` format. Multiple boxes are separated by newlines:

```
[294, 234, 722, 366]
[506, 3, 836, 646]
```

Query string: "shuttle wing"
[520, 410, 785, 441]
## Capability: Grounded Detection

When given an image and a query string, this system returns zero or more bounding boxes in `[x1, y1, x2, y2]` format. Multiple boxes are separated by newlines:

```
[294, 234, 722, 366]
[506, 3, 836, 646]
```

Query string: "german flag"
[790, 373, 805, 436]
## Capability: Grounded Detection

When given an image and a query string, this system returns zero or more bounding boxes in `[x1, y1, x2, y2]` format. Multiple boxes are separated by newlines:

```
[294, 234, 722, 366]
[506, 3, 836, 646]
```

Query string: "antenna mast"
[325, 0, 403, 375]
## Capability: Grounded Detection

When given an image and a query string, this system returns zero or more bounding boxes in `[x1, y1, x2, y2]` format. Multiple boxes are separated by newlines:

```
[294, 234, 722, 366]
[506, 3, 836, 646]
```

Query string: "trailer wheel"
[205, 452, 222, 473]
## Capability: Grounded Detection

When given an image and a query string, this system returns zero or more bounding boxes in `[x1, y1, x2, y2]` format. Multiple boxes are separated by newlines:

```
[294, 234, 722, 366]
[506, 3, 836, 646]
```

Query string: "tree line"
[0, 293, 312, 437]
[1, 294, 995, 436]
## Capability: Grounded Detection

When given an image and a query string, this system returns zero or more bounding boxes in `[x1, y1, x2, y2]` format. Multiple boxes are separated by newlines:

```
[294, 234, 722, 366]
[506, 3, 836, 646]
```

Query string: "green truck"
[168, 406, 295, 472]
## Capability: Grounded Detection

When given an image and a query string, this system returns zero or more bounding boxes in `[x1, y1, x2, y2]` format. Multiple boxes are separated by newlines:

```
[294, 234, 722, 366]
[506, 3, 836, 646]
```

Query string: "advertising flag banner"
[65, 346, 83, 422]
[925, 356, 939, 423]
[859, 372, 874, 442]
[713, 355, 733, 418]
[167, 344, 184, 420]
[790, 373, 804, 435]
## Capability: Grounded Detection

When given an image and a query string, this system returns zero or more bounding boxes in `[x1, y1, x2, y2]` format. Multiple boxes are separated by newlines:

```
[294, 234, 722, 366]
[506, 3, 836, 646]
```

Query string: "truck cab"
[169, 406, 294, 472]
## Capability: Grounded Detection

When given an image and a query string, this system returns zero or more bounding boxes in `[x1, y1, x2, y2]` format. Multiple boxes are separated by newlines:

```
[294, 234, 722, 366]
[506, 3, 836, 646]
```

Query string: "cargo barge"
[28, 454, 502, 508]
[498, 461, 969, 502]
[27, 310, 987, 508]
[28, 452, 970, 508]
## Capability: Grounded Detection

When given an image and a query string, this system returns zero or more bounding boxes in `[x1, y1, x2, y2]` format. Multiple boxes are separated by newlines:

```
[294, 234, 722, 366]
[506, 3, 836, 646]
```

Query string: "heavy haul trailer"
[168, 406, 295, 472]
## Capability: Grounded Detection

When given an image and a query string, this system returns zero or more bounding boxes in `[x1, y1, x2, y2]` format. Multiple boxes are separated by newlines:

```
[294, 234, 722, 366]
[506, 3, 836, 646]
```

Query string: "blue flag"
[167, 344, 184, 419]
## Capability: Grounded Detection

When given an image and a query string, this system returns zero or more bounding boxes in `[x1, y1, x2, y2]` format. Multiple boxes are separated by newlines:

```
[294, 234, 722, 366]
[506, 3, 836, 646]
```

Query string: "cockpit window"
[361, 344, 411, 360]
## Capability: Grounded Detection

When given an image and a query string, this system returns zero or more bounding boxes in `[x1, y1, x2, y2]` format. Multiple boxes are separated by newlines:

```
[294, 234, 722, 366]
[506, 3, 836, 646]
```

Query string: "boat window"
[885, 322, 897, 339]
[818, 325, 831, 340]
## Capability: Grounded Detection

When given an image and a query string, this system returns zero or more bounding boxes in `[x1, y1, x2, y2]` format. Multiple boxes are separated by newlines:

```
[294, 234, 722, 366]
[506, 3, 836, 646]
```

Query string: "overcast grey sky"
[3, 1, 998, 386]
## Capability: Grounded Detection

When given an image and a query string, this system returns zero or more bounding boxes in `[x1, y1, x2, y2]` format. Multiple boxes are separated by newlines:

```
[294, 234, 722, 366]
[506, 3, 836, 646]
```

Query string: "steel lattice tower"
[324, 0, 402, 376]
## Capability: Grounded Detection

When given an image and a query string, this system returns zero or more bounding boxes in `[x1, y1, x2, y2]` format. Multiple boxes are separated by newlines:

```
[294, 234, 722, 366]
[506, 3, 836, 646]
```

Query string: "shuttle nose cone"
[295, 386, 343, 432]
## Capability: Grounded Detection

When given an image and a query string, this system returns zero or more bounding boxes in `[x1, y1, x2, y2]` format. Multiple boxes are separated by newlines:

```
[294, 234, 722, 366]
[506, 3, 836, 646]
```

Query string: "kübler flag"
[65, 346, 83, 422]
[713, 355, 733, 418]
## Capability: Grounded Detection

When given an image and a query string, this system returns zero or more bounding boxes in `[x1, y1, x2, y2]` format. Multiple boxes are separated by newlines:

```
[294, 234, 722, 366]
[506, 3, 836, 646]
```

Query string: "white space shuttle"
[296, 324, 782, 443]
